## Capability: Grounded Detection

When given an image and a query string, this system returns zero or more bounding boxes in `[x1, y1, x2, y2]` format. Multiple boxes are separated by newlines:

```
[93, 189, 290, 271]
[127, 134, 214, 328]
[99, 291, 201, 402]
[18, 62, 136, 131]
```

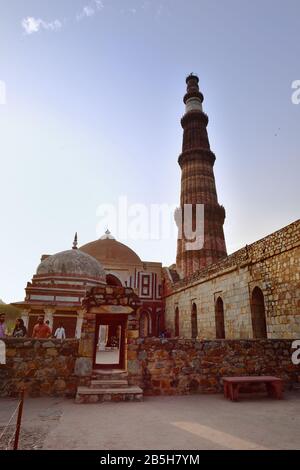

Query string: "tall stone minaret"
[176, 74, 227, 278]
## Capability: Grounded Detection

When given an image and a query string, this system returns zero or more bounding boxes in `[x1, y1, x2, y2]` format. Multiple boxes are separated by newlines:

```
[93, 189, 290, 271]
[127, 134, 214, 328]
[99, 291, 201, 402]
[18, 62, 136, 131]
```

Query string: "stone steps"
[91, 369, 128, 381]
[75, 386, 143, 404]
[75, 369, 143, 404]
[90, 379, 129, 389]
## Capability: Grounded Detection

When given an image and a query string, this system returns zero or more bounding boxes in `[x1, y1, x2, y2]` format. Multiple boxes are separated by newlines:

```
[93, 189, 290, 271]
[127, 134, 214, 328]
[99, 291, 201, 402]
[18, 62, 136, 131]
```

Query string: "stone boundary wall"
[169, 219, 300, 292]
[127, 338, 300, 395]
[0, 338, 79, 398]
[1, 338, 300, 398]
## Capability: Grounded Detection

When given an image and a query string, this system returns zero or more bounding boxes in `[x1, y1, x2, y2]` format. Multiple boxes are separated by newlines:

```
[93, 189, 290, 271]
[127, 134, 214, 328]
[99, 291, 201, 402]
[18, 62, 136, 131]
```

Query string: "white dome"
[36, 249, 106, 281]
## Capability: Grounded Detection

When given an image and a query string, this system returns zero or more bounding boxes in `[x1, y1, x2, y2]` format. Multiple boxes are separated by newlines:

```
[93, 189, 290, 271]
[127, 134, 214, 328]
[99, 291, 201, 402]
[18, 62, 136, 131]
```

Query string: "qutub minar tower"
[176, 74, 227, 278]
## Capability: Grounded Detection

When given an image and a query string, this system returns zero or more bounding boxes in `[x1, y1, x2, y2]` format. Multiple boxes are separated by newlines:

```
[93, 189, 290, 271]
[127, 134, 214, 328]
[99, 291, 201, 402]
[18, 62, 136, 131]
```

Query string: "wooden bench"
[222, 376, 284, 402]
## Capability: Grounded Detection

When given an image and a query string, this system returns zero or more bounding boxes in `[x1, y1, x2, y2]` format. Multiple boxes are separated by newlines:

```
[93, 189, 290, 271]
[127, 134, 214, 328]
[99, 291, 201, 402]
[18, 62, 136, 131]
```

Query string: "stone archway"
[75, 285, 143, 403]
[76, 286, 141, 377]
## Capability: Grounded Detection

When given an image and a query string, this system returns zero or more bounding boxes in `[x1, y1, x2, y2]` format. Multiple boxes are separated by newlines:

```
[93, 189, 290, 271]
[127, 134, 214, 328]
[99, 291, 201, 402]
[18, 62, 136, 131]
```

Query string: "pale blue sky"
[0, 0, 299, 302]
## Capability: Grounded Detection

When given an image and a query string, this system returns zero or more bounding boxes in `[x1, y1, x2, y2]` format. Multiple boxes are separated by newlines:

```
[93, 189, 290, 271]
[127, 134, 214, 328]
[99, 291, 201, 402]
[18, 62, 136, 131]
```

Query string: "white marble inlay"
[185, 97, 203, 113]
[55, 296, 79, 302]
[30, 295, 54, 301]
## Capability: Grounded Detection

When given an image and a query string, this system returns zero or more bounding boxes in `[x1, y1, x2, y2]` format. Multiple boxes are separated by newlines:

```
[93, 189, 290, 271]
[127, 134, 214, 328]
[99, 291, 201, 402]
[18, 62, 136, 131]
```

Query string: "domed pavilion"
[13, 234, 106, 337]
[13, 232, 164, 339]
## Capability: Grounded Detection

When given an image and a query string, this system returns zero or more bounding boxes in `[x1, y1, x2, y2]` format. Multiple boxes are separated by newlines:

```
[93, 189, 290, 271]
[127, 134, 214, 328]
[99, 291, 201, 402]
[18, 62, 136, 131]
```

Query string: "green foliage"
[0, 302, 21, 335]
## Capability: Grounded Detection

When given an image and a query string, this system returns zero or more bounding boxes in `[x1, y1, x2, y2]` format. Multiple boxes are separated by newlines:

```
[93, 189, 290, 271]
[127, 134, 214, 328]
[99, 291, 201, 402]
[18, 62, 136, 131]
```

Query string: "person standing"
[0, 314, 6, 338]
[54, 323, 66, 340]
[32, 316, 51, 339]
[12, 318, 27, 338]
[45, 320, 52, 336]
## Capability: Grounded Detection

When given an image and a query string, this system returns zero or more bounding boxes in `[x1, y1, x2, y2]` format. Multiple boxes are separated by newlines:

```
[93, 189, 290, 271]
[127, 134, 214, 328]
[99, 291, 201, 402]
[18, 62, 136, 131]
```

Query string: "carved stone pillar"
[75, 310, 84, 339]
[21, 309, 29, 328]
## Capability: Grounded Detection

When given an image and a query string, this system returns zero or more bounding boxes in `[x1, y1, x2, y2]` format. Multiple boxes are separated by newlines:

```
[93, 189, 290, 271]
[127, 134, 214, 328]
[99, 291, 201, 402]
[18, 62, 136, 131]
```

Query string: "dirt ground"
[0, 392, 300, 450]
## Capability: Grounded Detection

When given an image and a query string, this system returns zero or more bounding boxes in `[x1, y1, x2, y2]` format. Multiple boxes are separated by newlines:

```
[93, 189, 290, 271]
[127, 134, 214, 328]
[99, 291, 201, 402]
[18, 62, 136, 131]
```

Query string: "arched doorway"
[139, 311, 150, 338]
[93, 314, 127, 370]
[191, 303, 198, 338]
[251, 287, 267, 338]
[175, 307, 179, 337]
[156, 310, 162, 337]
[215, 297, 225, 339]
[106, 274, 122, 286]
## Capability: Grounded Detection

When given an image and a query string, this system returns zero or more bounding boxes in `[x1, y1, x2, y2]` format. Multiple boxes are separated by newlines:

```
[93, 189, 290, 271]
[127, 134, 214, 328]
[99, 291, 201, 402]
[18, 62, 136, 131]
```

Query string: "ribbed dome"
[80, 234, 142, 266]
[36, 249, 106, 281]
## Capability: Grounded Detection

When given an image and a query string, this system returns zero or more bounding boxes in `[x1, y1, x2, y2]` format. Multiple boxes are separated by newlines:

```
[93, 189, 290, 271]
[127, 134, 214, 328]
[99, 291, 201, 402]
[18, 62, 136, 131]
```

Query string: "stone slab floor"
[0, 393, 299, 450]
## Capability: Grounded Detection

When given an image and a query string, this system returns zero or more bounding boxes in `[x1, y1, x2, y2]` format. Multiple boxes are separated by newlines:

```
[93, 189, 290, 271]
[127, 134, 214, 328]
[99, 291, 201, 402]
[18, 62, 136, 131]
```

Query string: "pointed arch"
[251, 287, 267, 338]
[139, 310, 151, 338]
[106, 274, 123, 286]
[156, 309, 163, 337]
[215, 297, 225, 339]
[175, 307, 180, 337]
[191, 303, 198, 338]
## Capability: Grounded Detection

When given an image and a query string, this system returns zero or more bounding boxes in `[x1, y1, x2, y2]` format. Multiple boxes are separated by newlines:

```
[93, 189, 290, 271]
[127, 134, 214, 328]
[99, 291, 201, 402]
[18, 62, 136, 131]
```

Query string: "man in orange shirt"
[32, 316, 52, 339]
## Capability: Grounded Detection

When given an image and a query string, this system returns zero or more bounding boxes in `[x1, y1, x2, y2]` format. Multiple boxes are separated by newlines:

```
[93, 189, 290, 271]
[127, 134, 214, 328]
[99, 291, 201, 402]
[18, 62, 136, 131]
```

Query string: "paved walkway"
[0, 392, 299, 450]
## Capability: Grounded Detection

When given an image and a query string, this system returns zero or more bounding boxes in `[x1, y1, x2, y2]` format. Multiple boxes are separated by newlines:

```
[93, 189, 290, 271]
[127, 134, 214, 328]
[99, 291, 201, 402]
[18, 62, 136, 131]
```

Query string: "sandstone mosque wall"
[1, 338, 299, 397]
[164, 220, 300, 339]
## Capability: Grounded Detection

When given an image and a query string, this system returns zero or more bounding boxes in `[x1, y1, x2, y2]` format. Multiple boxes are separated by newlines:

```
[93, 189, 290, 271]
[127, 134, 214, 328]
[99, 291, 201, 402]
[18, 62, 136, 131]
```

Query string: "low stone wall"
[127, 338, 300, 395]
[1, 337, 299, 398]
[0, 338, 79, 398]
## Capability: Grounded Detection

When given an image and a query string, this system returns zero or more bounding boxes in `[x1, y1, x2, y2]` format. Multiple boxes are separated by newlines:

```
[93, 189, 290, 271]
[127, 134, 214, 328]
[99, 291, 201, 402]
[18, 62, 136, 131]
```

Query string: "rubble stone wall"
[0, 338, 79, 398]
[1, 337, 299, 397]
[127, 338, 300, 395]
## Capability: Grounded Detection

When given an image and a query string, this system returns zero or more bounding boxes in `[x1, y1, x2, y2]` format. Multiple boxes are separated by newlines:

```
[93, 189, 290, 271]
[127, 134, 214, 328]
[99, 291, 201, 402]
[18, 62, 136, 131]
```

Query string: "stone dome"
[36, 248, 106, 281]
[80, 231, 142, 266]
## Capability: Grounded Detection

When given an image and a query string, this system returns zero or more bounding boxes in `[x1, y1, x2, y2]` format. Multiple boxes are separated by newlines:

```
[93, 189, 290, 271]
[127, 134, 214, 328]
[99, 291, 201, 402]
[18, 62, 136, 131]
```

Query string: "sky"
[0, 0, 299, 303]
